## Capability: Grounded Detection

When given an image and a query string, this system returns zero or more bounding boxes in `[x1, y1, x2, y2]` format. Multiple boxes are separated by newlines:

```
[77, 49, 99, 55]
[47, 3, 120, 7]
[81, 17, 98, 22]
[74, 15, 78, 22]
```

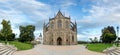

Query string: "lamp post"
[116, 26, 119, 47]
[5, 29, 8, 45]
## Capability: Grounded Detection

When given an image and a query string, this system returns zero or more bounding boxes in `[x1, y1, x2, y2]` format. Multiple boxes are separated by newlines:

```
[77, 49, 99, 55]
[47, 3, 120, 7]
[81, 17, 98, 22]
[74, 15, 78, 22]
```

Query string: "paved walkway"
[13, 44, 106, 55]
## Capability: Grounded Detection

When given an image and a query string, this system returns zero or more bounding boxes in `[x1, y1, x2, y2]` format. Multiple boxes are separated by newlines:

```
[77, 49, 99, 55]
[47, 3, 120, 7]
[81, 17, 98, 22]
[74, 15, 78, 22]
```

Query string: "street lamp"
[116, 26, 119, 47]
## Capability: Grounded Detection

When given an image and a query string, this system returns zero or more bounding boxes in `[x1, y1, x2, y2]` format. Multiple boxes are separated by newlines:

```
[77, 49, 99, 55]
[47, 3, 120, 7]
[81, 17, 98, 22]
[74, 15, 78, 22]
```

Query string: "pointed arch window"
[51, 22, 54, 29]
[57, 20, 62, 28]
[72, 36, 74, 42]
[66, 21, 69, 28]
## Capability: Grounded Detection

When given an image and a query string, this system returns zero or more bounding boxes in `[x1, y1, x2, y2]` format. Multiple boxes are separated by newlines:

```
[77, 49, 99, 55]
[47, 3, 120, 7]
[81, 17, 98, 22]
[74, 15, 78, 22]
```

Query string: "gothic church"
[43, 11, 77, 45]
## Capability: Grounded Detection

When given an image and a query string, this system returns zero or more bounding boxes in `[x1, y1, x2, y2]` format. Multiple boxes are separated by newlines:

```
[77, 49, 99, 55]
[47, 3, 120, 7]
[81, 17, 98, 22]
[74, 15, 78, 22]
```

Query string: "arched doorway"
[57, 37, 62, 45]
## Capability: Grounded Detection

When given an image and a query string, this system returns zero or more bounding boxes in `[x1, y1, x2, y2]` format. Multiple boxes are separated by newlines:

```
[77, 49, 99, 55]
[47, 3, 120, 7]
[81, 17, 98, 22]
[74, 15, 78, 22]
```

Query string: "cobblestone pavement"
[13, 44, 106, 55]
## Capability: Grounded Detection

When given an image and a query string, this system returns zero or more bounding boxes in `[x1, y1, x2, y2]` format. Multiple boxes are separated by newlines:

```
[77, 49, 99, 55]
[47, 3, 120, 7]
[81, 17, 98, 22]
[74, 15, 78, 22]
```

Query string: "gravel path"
[13, 44, 106, 55]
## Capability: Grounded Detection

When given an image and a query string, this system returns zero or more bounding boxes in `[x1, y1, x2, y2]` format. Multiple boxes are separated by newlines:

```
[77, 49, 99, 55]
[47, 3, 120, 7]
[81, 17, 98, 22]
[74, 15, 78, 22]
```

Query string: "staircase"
[105, 47, 120, 55]
[0, 44, 17, 55]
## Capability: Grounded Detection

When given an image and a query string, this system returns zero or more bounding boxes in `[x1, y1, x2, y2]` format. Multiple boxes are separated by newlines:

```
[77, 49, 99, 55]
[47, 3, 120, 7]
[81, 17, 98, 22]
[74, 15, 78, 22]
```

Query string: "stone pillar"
[69, 32, 72, 45]
[74, 32, 77, 45]
[64, 32, 66, 45]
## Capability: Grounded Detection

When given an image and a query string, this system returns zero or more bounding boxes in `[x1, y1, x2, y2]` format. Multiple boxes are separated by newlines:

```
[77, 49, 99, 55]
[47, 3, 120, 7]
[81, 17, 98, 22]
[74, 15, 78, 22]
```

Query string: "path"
[13, 44, 106, 55]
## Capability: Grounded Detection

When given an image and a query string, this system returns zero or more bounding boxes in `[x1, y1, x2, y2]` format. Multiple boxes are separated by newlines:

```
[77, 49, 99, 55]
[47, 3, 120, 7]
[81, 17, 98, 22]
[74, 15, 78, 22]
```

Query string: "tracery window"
[51, 22, 54, 29]
[66, 21, 69, 28]
[57, 20, 62, 28]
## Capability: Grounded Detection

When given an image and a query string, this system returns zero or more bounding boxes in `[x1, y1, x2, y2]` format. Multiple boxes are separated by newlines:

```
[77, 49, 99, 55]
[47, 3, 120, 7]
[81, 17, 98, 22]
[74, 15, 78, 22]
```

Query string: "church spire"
[69, 16, 71, 19]
[43, 21, 45, 27]
[75, 20, 77, 33]
[55, 10, 64, 18]
[57, 10, 63, 16]
[75, 20, 77, 25]
[39, 33, 42, 37]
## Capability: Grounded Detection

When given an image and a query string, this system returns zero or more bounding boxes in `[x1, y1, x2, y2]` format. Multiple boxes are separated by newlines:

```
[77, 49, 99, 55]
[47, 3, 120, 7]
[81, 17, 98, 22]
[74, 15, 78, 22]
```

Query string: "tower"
[43, 10, 77, 45]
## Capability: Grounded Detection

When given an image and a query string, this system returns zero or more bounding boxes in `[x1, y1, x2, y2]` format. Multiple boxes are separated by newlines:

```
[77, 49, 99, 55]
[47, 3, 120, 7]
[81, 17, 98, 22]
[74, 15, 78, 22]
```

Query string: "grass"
[86, 43, 113, 52]
[8, 41, 33, 51]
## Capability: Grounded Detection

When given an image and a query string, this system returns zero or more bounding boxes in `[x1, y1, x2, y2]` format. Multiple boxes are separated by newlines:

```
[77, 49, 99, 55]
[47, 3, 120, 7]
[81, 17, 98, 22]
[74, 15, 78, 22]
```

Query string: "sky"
[0, 0, 120, 41]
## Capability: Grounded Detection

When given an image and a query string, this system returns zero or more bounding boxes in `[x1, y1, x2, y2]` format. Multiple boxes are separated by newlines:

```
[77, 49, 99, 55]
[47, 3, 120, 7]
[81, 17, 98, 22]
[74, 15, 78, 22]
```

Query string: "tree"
[89, 37, 98, 43]
[19, 25, 35, 42]
[0, 19, 15, 42]
[89, 38, 93, 43]
[102, 33, 116, 43]
[93, 37, 98, 43]
[100, 26, 117, 43]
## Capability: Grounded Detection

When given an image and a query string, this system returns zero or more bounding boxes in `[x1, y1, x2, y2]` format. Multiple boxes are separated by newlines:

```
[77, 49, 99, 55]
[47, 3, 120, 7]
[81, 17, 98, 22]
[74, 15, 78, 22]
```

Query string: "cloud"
[0, 0, 120, 41]
[0, 0, 52, 37]
[82, 0, 120, 26]
[60, 0, 77, 8]
[76, 0, 120, 41]
[0, 0, 77, 38]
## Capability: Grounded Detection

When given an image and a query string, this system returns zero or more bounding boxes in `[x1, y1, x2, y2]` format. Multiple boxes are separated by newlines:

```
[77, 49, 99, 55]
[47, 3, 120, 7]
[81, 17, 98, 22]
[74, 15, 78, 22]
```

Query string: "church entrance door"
[57, 37, 62, 45]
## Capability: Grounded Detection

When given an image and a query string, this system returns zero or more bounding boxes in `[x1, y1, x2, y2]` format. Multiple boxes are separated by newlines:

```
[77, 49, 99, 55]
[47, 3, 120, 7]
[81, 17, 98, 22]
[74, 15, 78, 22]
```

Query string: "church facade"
[43, 11, 77, 45]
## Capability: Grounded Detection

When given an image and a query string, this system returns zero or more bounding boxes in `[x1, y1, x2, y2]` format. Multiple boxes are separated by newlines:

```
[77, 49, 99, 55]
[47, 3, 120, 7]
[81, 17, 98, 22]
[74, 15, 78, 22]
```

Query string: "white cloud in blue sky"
[0, 0, 120, 41]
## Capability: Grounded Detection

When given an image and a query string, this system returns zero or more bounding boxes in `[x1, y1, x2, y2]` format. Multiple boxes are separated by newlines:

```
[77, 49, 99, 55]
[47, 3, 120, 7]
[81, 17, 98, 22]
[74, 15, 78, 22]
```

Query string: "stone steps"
[0, 46, 9, 51]
[106, 48, 120, 55]
[0, 47, 11, 55]
[8, 50, 15, 55]
[3, 49, 15, 55]
[0, 45, 17, 55]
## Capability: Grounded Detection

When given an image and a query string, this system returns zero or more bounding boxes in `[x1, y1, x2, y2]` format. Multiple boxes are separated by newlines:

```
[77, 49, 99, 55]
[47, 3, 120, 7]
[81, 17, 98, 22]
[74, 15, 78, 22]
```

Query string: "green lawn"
[8, 41, 33, 51]
[87, 43, 113, 52]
